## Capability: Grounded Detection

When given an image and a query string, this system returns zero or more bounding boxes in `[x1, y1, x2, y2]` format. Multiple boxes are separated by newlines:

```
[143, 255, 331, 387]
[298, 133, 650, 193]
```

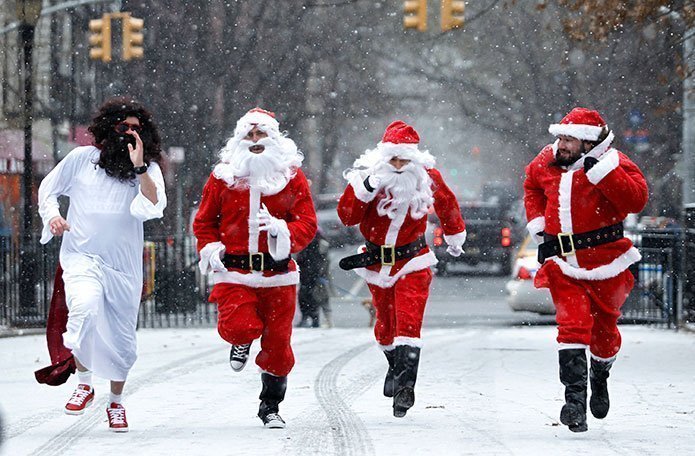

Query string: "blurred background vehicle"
[505, 235, 554, 315]
[428, 200, 517, 276]
[315, 194, 361, 248]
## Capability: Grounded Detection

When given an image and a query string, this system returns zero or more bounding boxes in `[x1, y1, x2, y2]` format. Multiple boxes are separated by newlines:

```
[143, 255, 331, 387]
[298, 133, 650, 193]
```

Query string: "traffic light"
[441, 0, 464, 32]
[122, 13, 144, 61]
[404, 0, 427, 32]
[88, 14, 112, 62]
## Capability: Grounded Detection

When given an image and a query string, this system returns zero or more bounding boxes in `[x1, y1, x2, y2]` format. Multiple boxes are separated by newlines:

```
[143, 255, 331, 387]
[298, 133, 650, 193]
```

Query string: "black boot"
[258, 373, 287, 428]
[589, 357, 614, 419]
[559, 348, 588, 432]
[392, 345, 421, 418]
[383, 349, 396, 398]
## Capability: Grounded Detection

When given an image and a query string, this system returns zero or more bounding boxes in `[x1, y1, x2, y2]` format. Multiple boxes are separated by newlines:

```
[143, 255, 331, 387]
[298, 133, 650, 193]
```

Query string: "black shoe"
[229, 343, 251, 372]
[393, 386, 415, 418]
[259, 411, 286, 428]
[558, 348, 588, 433]
[589, 357, 613, 419]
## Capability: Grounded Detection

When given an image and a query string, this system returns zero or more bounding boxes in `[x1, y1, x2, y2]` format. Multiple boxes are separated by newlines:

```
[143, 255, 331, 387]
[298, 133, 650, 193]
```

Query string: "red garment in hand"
[34, 265, 75, 386]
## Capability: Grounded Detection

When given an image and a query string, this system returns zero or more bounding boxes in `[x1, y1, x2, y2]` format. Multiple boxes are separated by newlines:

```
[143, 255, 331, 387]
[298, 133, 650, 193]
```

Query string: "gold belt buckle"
[249, 252, 264, 271]
[381, 244, 396, 266]
[557, 232, 576, 256]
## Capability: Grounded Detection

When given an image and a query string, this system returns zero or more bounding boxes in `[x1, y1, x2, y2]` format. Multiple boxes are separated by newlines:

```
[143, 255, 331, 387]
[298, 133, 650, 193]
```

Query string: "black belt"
[223, 253, 290, 272]
[537, 223, 624, 263]
[339, 237, 427, 271]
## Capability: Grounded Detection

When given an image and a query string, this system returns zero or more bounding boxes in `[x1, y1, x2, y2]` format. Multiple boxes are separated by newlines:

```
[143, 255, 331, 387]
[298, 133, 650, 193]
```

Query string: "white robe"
[38, 145, 166, 381]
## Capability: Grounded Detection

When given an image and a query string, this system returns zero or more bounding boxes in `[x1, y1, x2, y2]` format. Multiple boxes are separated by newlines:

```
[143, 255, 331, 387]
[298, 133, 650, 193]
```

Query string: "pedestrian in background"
[524, 107, 648, 432]
[37, 97, 167, 432]
[296, 229, 332, 328]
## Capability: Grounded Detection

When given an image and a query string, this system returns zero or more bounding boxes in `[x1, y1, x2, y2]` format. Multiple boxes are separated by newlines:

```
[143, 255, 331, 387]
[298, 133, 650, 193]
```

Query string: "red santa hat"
[548, 107, 607, 141]
[376, 120, 435, 167]
[382, 120, 420, 144]
[234, 107, 281, 138]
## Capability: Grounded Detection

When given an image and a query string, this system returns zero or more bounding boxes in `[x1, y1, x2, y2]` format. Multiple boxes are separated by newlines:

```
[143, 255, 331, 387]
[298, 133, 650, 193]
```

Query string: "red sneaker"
[107, 402, 129, 432]
[64, 384, 94, 415]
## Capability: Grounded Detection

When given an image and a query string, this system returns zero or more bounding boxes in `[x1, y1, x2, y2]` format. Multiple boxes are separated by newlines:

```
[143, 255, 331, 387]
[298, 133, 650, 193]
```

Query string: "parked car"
[505, 235, 554, 315]
[428, 201, 516, 275]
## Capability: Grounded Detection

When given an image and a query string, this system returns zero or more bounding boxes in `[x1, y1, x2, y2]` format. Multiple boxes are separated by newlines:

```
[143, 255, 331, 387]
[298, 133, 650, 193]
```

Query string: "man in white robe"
[38, 97, 167, 432]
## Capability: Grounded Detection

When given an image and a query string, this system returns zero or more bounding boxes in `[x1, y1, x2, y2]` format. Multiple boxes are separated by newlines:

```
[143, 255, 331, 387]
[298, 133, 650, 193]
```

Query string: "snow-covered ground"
[1, 325, 694, 455]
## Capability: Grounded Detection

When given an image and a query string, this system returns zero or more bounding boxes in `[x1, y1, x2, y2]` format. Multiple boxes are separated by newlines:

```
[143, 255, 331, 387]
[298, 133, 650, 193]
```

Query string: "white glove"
[446, 245, 464, 257]
[258, 204, 283, 237]
[365, 175, 381, 192]
[209, 249, 225, 272]
[199, 241, 226, 274]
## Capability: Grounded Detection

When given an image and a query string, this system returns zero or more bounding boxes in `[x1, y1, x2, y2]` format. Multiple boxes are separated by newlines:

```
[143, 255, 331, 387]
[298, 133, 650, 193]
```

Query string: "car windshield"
[461, 205, 503, 220]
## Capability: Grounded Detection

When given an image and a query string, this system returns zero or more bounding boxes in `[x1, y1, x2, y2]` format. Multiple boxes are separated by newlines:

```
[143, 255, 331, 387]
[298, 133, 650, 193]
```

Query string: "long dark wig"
[88, 97, 162, 182]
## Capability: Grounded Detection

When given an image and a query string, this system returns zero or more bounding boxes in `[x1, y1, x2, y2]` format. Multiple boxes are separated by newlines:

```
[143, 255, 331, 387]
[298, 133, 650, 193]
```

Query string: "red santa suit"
[193, 109, 317, 376]
[337, 121, 466, 350]
[524, 108, 648, 360]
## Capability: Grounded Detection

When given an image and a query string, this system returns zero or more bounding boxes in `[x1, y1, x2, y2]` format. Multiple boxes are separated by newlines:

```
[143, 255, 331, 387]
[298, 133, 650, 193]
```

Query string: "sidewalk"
[1, 325, 694, 455]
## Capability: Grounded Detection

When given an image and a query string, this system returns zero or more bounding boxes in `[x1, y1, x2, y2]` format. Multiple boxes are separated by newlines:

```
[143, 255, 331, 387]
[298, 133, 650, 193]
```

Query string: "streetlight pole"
[15, 0, 43, 326]
[683, 24, 695, 207]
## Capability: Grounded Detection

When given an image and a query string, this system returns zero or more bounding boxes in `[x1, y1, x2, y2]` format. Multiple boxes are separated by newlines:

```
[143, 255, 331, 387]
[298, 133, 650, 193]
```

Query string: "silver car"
[505, 235, 554, 315]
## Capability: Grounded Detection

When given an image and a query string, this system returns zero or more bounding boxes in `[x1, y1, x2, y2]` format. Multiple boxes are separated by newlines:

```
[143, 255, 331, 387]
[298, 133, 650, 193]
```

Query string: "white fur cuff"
[558, 343, 588, 350]
[444, 230, 467, 248]
[393, 336, 423, 348]
[586, 150, 620, 185]
[526, 216, 546, 238]
[549, 123, 604, 141]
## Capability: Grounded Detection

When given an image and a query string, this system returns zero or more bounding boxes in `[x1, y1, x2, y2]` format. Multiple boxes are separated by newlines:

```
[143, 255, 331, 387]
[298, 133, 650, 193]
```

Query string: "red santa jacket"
[524, 135, 648, 281]
[193, 169, 317, 287]
[338, 168, 465, 288]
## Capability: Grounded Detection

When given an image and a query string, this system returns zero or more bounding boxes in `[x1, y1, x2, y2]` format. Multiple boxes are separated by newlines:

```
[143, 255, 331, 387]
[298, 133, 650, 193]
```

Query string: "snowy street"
[2, 322, 694, 455]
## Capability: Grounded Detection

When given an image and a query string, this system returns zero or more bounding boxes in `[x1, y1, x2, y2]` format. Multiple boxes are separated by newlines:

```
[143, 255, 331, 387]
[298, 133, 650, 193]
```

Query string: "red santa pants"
[537, 262, 635, 359]
[367, 268, 433, 347]
[209, 283, 296, 376]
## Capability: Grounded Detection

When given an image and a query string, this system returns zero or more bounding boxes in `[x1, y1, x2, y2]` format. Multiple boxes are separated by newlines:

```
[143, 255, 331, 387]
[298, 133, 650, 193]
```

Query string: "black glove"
[584, 157, 599, 173]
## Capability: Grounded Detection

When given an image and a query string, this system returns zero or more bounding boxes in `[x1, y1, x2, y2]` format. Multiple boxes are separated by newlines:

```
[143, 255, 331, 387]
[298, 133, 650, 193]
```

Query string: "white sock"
[77, 370, 93, 388]
[109, 392, 123, 405]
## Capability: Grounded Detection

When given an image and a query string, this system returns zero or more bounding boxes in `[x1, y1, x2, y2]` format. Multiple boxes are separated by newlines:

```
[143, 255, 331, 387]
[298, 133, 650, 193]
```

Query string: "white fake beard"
[214, 136, 300, 195]
[371, 161, 433, 220]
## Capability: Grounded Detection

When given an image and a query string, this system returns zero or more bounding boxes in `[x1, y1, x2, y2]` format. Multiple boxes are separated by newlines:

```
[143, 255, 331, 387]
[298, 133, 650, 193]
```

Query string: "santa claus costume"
[193, 108, 317, 428]
[337, 120, 466, 417]
[524, 107, 648, 432]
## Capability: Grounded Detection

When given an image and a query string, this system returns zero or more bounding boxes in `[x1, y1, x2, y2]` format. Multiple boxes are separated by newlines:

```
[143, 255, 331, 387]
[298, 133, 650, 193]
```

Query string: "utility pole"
[683, 24, 695, 206]
[15, 0, 43, 327]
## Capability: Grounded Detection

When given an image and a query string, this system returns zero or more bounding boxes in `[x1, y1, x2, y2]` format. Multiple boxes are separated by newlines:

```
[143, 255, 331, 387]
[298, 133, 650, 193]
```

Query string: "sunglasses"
[114, 121, 142, 134]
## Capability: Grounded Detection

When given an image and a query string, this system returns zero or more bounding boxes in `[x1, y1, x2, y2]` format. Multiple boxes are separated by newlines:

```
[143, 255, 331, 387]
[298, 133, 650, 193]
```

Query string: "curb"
[0, 327, 46, 338]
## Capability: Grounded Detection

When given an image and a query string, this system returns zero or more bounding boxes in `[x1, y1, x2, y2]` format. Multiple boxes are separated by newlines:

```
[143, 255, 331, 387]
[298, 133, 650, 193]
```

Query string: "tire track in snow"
[312, 341, 376, 456]
[29, 345, 223, 456]
[27, 334, 328, 456]
[290, 331, 468, 456]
